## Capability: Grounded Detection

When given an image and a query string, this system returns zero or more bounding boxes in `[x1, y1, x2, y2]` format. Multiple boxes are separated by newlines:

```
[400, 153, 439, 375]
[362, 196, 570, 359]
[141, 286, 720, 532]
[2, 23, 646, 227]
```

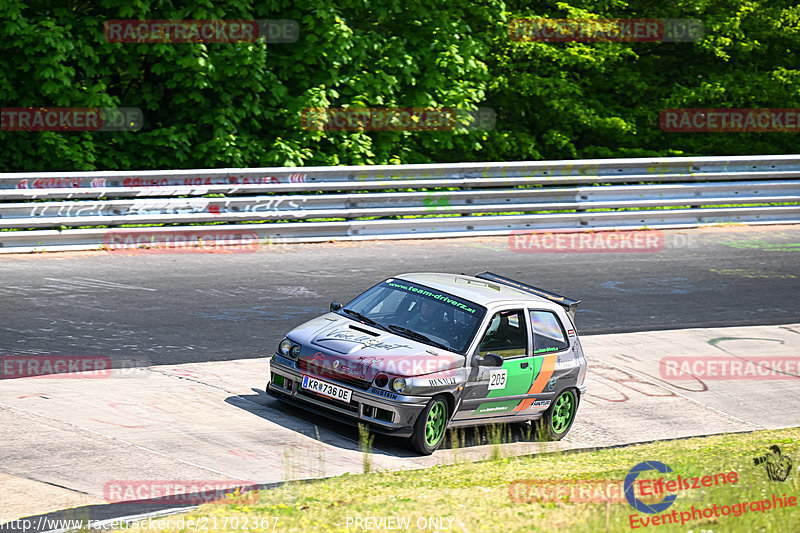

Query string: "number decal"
[488, 368, 507, 391]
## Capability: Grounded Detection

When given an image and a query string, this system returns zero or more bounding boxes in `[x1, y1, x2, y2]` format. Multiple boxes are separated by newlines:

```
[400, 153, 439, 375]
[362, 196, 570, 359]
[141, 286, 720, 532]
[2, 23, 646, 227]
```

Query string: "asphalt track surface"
[0, 225, 798, 368]
[1, 323, 799, 532]
[0, 225, 799, 531]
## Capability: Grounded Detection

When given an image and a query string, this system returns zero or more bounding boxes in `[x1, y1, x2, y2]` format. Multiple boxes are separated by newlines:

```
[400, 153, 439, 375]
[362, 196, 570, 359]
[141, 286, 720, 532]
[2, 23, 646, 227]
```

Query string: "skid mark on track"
[709, 268, 796, 279]
[0, 277, 156, 297]
[779, 325, 800, 336]
[3, 318, 204, 355]
[190, 305, 319, 322]
[194, 285, 318, 299]
[44, 277, 158, 292]
[722, 239, 800, 253]
[708, 336, 785, 352]
[600, 277, 700, 295]
[590, 357, 758, 427]
[583, 359, 679, 406]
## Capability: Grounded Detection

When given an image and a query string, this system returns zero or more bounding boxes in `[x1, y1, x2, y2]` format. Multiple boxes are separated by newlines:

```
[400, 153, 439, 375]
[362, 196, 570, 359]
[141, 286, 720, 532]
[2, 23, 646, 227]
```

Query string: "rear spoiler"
[475, 271, 581, 320]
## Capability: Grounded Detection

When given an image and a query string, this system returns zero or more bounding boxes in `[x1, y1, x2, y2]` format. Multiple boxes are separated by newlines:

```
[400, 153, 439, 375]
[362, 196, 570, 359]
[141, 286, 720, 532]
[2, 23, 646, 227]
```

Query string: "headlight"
[289, 344, 302, 360]
[390, 377, 407, 393]
[279, 339, 292, 356]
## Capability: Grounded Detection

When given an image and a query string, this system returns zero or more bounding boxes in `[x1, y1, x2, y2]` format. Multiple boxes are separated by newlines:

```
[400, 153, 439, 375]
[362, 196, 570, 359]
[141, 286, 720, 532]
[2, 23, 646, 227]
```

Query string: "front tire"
[410, 397, 449, 455]
[535, 388, 578, 441]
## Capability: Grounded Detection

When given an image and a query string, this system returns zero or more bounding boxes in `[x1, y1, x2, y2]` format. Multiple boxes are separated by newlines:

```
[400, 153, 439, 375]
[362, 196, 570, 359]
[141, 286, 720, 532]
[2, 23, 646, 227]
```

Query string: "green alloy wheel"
[536, 388, 578, 441]
[411, 397, 449, 454]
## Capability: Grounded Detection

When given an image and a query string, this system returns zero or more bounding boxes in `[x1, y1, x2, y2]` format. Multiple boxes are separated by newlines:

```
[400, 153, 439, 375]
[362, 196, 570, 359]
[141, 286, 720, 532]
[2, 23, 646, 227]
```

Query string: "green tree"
[483, 0, 800, 160]
[1, 0, 798, 172]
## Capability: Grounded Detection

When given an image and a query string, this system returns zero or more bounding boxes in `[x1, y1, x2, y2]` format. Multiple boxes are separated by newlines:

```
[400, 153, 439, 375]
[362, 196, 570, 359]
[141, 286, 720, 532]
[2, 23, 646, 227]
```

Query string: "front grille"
[297, 360, 372, 390]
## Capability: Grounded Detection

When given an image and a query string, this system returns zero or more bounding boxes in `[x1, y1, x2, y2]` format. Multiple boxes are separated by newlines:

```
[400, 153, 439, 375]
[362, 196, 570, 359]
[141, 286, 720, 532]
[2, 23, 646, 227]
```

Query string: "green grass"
[117, 427, 800, 532]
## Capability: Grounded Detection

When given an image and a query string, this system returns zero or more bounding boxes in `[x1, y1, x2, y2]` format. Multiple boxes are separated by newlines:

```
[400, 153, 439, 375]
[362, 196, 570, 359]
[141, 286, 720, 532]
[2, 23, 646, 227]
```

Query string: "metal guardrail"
[1, 155, 799, 252]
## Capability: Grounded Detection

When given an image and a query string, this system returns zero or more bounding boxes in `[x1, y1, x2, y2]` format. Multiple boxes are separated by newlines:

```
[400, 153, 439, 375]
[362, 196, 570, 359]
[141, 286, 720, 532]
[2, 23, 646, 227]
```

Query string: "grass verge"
[118, 427, 799, 532]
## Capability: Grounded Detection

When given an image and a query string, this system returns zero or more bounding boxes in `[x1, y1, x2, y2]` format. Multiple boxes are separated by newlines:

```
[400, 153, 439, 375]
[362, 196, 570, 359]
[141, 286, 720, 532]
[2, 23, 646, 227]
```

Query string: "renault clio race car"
[267, 271, 587, 454]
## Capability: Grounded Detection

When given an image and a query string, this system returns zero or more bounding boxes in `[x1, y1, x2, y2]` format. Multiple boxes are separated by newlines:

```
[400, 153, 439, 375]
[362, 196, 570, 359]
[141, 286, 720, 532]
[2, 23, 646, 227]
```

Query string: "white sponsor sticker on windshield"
[488, 368, 507, 390]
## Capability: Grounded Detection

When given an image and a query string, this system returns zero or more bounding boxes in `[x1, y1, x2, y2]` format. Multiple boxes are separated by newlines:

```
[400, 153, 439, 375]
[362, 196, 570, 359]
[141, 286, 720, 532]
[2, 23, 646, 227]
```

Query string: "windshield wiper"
[342, 308, 389, 331]
[387, 324, 450, 351]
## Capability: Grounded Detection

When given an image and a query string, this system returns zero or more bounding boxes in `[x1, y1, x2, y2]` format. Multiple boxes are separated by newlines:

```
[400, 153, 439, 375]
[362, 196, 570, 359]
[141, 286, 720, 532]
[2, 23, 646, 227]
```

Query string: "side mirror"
[473, 352, 503, 367]
[330, 301, 343, 312]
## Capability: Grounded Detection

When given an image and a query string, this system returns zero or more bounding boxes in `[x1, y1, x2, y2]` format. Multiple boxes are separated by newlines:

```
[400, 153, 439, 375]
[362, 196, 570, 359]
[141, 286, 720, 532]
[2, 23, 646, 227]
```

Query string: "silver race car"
[267, 271, 587, 454]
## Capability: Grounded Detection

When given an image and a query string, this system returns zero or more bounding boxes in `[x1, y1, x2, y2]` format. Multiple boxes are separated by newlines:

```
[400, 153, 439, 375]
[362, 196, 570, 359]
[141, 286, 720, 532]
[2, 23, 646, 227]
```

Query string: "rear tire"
[410, 397, 449, 455]
[534, 388, 578, 441]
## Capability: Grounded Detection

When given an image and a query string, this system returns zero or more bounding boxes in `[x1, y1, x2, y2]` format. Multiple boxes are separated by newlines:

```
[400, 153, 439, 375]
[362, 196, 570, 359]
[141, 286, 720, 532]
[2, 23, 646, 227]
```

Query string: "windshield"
[339, 278, 486, 354]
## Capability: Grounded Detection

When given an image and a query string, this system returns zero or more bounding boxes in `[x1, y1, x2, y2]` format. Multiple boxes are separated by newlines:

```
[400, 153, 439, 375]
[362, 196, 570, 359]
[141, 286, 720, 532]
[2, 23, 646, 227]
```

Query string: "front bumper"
[268, 356, 429, 438]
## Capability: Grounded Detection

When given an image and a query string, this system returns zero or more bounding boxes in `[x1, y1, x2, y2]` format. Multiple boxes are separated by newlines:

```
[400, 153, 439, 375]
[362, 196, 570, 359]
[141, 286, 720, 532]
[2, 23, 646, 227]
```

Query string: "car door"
[507, 309, 575, 413]
[456, 308, 538, 420]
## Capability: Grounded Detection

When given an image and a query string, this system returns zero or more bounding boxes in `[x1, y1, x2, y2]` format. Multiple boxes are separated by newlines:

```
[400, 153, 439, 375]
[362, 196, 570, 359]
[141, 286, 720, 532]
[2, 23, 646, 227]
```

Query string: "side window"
[530, 310, 569, 354]
[478, 309, 528, 358]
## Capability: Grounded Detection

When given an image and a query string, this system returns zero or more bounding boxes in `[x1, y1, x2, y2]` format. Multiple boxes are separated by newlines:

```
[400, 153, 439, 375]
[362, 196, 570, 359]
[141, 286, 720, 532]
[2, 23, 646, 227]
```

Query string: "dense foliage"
[1, 0, 798, 171]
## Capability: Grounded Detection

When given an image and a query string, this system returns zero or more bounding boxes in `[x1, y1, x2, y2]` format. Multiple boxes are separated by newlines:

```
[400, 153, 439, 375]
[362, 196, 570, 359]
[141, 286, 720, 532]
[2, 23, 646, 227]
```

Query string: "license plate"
[301, 375, 352, 403]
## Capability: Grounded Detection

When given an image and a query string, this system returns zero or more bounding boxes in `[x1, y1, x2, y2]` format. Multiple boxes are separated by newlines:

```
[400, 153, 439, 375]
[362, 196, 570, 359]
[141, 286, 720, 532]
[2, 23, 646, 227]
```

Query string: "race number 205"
[488, 368, 507, 390]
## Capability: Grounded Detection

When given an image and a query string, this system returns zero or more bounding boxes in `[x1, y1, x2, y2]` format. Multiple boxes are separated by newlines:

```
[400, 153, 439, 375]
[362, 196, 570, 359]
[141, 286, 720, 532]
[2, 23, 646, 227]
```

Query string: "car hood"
[287, 313, 464, 379]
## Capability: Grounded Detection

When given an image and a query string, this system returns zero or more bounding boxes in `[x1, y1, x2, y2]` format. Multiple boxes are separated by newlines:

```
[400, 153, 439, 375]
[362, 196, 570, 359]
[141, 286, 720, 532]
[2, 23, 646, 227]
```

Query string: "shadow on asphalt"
[228, 389, 544, 457]
[2, 395, 550, 532]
